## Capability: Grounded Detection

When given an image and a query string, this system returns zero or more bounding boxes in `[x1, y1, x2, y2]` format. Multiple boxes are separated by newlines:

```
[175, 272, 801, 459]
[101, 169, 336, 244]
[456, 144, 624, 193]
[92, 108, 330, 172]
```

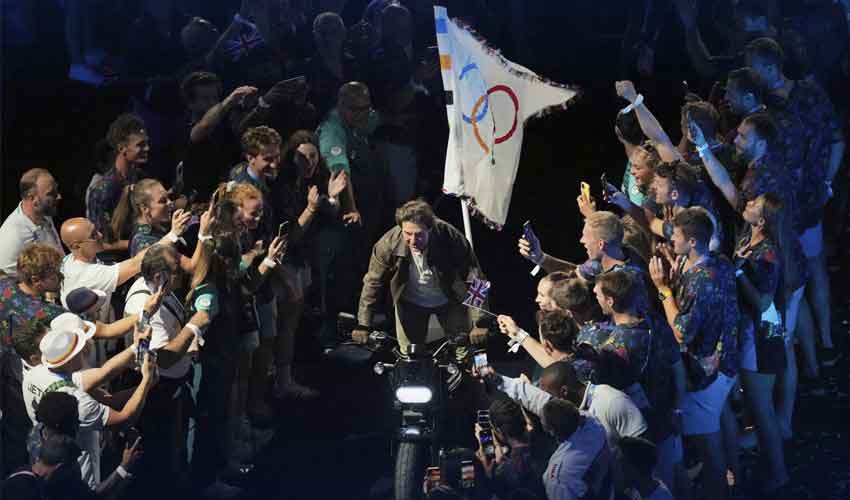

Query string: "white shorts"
[784, 286, 805, 345]
[799, 222, 823, 259]
[681, 373, 736, 436]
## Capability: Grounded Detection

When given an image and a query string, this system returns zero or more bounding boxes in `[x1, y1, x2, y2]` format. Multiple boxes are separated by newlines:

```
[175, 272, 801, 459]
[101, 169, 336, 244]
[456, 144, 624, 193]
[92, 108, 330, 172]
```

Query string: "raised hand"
[342, 211, 362, 226]
[496, 315, 520, 338]
[649, 255, 670, 289]
[577, 194, 597, 218]
[328, 170, 348, 198]
[307, 186, 321, 212]
[267, 235, 287, 262]
[170, 209, 192, 237]
[223, 85, 259, 110]
[615, 80, 639, 103]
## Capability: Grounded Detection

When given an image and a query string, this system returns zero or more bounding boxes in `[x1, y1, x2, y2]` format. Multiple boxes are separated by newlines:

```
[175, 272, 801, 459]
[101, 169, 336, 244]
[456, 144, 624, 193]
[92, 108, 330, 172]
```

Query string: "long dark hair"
[760, 192, 803, 295]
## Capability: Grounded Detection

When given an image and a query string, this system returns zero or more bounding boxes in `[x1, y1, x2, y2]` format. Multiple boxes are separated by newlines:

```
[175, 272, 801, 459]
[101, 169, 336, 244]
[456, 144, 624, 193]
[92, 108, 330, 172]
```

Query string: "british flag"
[222, 29, 265, 62]
[463, 278, 491, 308]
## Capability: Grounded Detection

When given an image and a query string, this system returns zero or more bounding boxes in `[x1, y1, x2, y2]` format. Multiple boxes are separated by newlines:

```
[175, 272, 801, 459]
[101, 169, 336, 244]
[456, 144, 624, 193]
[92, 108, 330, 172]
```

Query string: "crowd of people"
[1, 1, 849, 500]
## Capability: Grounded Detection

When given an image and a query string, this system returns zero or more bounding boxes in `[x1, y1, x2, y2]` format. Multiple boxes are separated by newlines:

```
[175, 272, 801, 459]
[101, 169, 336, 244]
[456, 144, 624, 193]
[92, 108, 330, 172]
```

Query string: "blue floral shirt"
[671, 253, 739, 377]
[767, 80, 842, 229]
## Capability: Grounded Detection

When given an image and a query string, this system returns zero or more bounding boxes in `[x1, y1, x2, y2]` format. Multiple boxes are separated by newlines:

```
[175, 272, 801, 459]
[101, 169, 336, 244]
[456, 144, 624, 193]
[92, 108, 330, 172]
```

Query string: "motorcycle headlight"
[395, 386, 433, 404]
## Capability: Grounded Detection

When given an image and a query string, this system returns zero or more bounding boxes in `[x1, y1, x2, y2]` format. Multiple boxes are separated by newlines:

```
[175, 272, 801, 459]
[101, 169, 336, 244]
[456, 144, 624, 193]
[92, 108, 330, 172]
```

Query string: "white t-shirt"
[0, 203, 65, 276]
[22, 363, 110, 488]
[402, 251, 448, 308]
[124, 277, 190, 379]
[60, 255, 119, 322]
[582, 384, 648, 448]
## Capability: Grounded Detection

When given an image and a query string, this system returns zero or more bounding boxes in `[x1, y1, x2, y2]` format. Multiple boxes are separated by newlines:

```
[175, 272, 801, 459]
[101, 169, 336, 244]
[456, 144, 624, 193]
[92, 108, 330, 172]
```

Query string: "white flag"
[435, 6, 578, 229]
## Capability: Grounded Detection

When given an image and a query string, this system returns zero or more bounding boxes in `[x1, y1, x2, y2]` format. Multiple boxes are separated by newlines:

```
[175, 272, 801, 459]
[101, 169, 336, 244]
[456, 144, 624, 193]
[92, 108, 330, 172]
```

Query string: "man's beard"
[41, 203, 58, 218]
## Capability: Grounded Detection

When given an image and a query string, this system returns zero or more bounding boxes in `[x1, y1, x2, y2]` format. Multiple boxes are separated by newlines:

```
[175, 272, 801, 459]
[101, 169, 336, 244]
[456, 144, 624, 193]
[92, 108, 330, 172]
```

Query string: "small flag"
[222, 29, 265, 62]
[463, 278, 491, 308]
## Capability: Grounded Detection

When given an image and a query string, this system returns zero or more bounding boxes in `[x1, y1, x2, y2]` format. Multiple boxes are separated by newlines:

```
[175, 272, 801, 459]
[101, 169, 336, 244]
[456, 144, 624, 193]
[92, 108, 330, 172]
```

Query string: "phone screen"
[473, 352, 488, 370]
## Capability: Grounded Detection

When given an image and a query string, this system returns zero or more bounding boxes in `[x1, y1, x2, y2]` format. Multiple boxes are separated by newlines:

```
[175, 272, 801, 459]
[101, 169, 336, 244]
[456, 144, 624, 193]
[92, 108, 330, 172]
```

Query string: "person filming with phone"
[123, 243, 211, 490]
[474, 399, 546, 500]
[352, 200, 490, 354]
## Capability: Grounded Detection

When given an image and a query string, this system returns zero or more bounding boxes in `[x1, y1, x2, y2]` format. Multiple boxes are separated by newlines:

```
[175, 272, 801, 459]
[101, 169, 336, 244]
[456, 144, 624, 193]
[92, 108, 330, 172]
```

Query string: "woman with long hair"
[112, 178, 198, 271]
[188, 200, 284, 491]
[732, 192, 790, 493]
[278, 130, 355, 353]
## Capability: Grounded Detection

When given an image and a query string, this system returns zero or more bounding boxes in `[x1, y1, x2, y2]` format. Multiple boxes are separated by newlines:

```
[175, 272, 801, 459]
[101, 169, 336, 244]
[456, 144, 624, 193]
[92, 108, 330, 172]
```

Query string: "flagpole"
[460, 198, 474, 248]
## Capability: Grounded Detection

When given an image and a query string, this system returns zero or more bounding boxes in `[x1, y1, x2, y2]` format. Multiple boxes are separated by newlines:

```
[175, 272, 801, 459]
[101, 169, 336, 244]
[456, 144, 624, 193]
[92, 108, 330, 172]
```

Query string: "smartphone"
[124, 427, 141, 448]
[580, 181, 591, 202]
[136, 312, 151, 368]
[600, 173, 617, 199]
[277, 221, 290, 239]
[473, 351, 490, 376]
[460, 460, 475, 489]
[477, 410, 496, 459]
[423, 467, 441, 494]
[211, 188, 221, 208]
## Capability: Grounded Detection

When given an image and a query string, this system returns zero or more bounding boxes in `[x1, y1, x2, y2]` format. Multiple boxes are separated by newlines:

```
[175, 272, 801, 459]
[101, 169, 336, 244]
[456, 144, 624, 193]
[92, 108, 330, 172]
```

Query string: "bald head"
[338, 82, 372, 131]
[61, 218, 101, 257]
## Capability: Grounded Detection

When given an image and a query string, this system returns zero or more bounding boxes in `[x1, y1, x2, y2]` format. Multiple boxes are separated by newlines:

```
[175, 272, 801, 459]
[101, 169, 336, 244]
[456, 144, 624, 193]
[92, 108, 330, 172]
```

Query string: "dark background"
[2, 2, 849, 499]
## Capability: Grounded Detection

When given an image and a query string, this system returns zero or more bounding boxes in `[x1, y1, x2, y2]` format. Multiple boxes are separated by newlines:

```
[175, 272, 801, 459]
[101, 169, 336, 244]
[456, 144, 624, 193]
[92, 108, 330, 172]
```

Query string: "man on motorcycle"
[351, 200, 490, 353]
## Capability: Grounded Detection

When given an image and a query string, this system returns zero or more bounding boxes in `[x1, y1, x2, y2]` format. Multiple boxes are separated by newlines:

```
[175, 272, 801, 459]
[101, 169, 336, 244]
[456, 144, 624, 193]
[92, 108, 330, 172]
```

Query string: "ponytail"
[109, 185, 134, 241]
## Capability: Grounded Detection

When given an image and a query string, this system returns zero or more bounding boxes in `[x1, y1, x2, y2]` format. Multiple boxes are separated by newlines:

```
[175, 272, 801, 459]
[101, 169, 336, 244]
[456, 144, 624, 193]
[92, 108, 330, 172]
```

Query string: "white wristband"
[185, 322, 203, 338]
[198, 233, 212, 242]
[328, 196, 339, 207]
[116, 465, 132, 479]
[165, 232, 179, 243]
[620, 94, 644, 114]
[262, 257, 277, 268]
[507, 329, 531, 353]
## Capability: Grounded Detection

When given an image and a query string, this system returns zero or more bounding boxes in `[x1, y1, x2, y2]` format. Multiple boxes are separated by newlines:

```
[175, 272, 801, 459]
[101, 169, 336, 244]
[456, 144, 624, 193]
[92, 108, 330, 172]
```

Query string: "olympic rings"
[469, 85, 520, 155]
[459, 63, 489, 124]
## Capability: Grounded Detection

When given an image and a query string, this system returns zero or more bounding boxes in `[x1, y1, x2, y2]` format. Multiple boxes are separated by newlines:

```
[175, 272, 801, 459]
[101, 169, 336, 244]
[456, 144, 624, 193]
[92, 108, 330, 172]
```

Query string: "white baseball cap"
[40, 328, 89, 369]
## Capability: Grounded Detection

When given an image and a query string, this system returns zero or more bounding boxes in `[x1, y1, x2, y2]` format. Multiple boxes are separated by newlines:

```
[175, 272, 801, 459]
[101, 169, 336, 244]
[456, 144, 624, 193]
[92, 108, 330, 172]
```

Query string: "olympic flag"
[435, 6, 578, 229]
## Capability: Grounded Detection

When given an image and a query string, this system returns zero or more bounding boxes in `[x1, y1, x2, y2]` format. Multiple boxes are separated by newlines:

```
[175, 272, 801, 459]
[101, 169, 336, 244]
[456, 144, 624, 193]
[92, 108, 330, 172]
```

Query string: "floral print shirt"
[767, 80, 842, 229]
[671, 253, 739, 377]
[735, 232, 784, 343]
[0, 277, 65, 351]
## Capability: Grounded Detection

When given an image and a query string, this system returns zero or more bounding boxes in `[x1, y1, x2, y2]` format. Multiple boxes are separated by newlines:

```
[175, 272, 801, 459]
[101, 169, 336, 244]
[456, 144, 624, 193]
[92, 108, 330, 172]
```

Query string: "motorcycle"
[334, 313, 475, 500]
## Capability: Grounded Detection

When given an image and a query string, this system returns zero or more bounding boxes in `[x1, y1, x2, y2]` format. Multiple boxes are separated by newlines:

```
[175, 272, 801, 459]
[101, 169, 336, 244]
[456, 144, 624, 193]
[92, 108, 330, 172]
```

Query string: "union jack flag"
[222, 29, 265, 62]
[463, 278, 491, 308]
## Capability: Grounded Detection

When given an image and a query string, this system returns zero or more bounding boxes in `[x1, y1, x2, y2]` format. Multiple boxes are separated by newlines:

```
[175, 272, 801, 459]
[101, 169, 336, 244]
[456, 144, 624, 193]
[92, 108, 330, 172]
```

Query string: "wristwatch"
[658, 288, 673, 302]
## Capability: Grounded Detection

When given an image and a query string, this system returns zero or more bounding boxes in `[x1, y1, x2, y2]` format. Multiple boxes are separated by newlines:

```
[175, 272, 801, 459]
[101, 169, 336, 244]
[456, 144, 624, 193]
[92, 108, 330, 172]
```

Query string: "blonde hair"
[223, 182, 263, 207]
[110, 178, 162, 240]
[17, 243, 63, 285]
[585, 211, 624, 245]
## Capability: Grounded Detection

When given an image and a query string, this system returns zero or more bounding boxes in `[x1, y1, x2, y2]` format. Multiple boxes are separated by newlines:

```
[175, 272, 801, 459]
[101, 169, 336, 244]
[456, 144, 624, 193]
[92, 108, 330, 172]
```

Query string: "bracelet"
[186, 323, 203, 338]
[198, 233, 213, 242]
[507, 329, 531, 354]
[262, 257, 278, 268]
[257, 96, 271, 109]
[165, 232, 179, 243]
[306, 206, 316, 214]
[620, 94, 644, 114]
[328, 196, 339, 207]
[116, 465, 132, 479]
